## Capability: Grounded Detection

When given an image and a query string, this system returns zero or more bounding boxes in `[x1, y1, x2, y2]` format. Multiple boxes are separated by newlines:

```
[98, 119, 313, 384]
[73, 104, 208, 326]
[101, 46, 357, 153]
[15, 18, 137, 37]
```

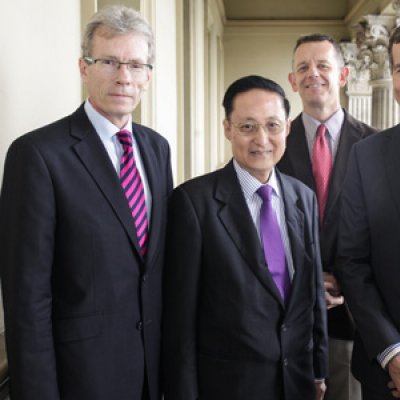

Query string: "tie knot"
[257, 185, 273, 202]
[116, 130, 132, 147]
[316, 124, 327, 138]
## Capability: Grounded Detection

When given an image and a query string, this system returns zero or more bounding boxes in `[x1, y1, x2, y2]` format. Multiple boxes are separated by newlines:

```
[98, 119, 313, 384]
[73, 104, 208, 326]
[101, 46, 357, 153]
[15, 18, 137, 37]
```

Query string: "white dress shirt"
[84, 100, 152, 225]
[302, 108, 344, 160]
[233, 160, 295, 280]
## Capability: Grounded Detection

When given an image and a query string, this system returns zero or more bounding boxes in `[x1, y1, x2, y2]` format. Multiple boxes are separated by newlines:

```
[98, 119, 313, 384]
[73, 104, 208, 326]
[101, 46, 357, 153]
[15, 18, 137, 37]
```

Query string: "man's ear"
[79, 58, 88, 82]
[285, 118, 292, 137]
[223, 119, 232, 141]
[339, 66, 350, 88]
[288, 72, 298, 92]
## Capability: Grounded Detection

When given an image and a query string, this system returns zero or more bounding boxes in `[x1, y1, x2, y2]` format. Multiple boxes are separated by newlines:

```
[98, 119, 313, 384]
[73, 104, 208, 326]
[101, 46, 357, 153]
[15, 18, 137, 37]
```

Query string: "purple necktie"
[117, 130, 149, 256]
[257, 185, 291, 302]
[312, 124, 332, 224]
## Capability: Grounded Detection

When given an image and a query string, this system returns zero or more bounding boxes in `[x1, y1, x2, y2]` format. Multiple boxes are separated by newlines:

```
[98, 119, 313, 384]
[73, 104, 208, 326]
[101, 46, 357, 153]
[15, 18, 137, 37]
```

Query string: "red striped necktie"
[312, 124, 332, 225]
[117, 130, 149, 256]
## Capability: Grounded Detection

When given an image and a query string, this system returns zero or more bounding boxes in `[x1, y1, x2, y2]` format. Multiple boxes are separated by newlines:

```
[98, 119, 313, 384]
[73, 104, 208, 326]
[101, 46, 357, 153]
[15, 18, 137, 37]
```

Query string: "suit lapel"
[69, 106, 143, 260]
[383, 127, 400, 217]
[286, 115, 315, 190]
[215, 162, 284, 306]
[277, 172, 306, 309]
[324, 112, 364, 222]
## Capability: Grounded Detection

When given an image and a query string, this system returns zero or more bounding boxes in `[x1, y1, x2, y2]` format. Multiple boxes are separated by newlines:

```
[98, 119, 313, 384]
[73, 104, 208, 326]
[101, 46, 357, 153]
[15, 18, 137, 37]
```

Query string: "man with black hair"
[163, 75, 328, 400]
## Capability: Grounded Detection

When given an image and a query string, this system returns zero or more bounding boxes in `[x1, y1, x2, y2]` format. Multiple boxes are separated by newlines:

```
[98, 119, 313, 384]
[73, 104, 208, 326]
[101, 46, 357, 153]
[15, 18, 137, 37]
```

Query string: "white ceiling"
[222, 0, 391, 21]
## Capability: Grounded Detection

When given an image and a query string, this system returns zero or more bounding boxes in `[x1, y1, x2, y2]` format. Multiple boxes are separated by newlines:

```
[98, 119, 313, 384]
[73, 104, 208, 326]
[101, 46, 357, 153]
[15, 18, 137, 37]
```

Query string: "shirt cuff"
[377, 343, 400, 369]
[314, 378, 325, 383]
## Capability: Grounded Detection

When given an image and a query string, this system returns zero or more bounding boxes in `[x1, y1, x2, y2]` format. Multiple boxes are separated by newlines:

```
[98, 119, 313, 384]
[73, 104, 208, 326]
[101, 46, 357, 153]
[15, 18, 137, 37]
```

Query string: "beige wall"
[224, 22, 349, 119]
[0, 0, 81, 332]
[0, 1, 81, 183]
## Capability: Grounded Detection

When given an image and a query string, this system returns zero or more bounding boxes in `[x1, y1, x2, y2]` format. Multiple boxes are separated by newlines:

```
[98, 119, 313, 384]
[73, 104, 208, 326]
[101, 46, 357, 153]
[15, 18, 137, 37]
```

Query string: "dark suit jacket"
[277, 110, 377, 339]
[162, 161, 328, 400]
[0, 104, 173, 400]
[336, 126, 400, 392]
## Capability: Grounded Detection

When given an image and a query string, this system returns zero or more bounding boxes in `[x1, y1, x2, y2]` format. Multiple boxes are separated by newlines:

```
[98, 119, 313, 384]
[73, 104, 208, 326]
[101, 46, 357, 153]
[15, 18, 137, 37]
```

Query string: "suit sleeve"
[335, 146, 400, 360]
[310, 192, 329, 380]
[162, 186, 201, 400]
[0, 137, 60, 399]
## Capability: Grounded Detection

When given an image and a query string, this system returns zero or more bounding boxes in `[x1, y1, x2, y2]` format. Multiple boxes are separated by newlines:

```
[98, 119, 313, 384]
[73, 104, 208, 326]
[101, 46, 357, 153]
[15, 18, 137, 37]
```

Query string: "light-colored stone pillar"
[348, 14, 397, 129]
[341, 42, 373, 125]
[365, 15, 396, 128]
[370, 79, 400, 129]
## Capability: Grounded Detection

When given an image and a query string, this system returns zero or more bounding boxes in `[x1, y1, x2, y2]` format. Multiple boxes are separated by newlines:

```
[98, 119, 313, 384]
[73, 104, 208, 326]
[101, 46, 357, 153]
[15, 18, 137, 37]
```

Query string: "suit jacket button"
[136, 321, 143, 330]
[283, 358, 288, 367]
[141, 274, 147, 283]
[281, 324, 287, 332]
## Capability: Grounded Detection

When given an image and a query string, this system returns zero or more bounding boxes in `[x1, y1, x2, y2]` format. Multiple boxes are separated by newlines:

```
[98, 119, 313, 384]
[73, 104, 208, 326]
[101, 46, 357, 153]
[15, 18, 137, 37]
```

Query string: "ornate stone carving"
[340, 42, 371, 93]
[393, 0, 400, 25]
[354, 15, 394, 80]
[341, 3, 400, 128]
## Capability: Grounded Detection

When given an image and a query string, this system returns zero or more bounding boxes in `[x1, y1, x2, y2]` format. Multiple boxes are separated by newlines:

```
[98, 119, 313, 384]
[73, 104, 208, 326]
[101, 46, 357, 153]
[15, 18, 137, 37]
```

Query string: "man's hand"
[315, 380, 326, 400]
[388, 354, 400, 397]
[324, 272, 344, 309]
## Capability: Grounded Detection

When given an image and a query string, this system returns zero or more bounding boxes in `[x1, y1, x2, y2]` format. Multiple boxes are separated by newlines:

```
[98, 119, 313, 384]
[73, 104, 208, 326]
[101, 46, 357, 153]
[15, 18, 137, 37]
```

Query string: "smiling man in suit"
[163, 75, 328, 400]
[336, 26, 400, 400]
[277, 33, 377, 400]
[0, 5, 172, 400]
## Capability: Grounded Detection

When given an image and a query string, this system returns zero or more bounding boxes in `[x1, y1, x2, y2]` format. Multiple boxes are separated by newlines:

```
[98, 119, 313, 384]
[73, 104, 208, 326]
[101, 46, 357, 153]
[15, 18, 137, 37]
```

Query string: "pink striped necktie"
[312, 124, 332, 225]
[117, 130, 149, 256]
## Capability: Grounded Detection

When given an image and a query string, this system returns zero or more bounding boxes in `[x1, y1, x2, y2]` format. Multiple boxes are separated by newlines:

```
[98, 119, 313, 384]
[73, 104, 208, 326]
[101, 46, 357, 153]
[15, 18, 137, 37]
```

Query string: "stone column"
[370, 79, 400, 129]
[351, 15, 397, 129]
[341, 42, 372, 125]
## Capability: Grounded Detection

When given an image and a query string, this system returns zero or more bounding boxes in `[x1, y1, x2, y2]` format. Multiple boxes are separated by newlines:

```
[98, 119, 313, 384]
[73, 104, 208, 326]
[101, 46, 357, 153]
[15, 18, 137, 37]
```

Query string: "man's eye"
[129, 63, 144, 70]
[240, 124, 255, 132]
[101, 59, 116, 66]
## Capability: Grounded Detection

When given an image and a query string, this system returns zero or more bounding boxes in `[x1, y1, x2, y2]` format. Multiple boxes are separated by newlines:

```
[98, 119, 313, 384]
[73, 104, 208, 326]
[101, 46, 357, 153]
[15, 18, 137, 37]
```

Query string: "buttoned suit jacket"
[277, 110, 377, 339]
[336, 126, 400, 392]
[0, 104, 173, 400]
[162, 161, 328, 400]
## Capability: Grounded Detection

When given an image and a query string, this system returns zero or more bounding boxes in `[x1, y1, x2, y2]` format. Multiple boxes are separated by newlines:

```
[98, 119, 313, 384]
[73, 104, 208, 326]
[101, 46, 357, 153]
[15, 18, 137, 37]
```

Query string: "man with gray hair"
[0, 5, 172, 400]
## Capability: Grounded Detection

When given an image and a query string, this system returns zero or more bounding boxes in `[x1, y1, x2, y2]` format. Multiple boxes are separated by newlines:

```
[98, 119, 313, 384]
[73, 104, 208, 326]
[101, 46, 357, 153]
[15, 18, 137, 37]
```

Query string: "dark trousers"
[362, 383, 395, 400]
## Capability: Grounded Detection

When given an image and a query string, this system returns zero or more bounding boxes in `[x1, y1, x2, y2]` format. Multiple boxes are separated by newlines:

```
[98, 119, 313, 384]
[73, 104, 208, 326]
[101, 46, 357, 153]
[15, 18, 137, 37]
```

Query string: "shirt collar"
[84, 99, 132, 142]
[233, 159, 281, 200]
[302, 108, 344, 143]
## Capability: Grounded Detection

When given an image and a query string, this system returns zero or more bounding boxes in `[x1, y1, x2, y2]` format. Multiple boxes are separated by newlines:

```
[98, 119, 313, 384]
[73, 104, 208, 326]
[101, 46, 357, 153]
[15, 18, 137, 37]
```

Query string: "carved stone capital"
[393, 0, 400, 16]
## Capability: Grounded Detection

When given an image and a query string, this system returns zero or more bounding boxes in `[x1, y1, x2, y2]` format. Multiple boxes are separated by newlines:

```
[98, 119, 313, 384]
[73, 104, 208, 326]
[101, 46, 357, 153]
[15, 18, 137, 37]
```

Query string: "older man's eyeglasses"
[229, 120, 286, 137]
[84, 57, 153, 75]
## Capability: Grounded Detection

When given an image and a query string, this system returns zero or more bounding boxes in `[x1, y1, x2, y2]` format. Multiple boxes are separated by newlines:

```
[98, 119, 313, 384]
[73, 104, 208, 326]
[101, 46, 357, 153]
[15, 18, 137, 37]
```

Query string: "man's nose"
[308, 63, 319, 78]
[116, 64, 132, 84]
[253, 125, 270, 144]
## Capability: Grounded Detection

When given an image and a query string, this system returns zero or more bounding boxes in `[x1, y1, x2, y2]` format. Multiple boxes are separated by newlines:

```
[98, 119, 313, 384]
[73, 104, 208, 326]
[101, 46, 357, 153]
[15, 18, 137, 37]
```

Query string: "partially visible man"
[336, 26, 400, 400]
[277, 33, 377, 400]
[0, 5, 172, 400]
[163, 75, 328, 400]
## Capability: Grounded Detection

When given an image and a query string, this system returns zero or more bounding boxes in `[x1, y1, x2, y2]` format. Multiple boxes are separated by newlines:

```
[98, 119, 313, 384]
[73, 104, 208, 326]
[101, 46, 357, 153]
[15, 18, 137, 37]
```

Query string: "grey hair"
[81, 5, 155, 65]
